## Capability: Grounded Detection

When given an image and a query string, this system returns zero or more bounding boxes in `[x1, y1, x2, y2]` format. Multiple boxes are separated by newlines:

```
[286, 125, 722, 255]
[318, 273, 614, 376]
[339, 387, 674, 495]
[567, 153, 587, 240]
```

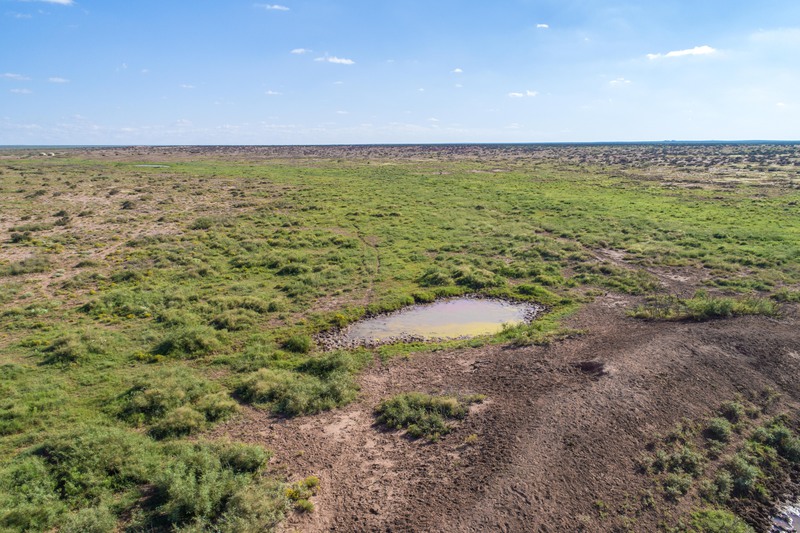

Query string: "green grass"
[630, 291, 781, 321]
[375, 392, 485, 441]
[1, 146, 799, 529]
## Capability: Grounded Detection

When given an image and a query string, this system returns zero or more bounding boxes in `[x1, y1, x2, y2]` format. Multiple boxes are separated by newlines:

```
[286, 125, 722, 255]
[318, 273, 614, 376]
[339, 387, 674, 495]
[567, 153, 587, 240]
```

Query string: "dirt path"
[214, 296, 800, 532]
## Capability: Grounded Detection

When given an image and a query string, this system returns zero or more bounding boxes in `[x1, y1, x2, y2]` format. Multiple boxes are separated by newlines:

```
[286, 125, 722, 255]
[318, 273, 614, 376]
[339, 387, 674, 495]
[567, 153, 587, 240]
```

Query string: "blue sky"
[1, 0, 799, 144]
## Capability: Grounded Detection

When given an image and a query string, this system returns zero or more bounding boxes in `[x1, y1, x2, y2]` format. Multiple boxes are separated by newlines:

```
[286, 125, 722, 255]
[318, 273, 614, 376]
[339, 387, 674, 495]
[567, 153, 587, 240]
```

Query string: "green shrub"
[631, 292, 780, 321]
[725, 454, 762, 496]
[690, 509, 754, 532]
[238, 367, 357, 416]
[720, 401, 745, 424]
[154, 441, 285, 530]
[117, 369, 237, 437]
[60, 506, 117, 533]
[705, 418, 733, 442]
[215, 441, 271, 473]
[154, 325, 223, 358]
[751, 420, 800, 463]
[1, 255, 51, 276]
[150, 406, 206, 439]
[211, 309, 255, 331]
[0, 456, 65, 531]
[418, 267, 453, 287]
[699, 470, 733, 504]
[450, 266, 505, 289]
[375, 392, 484, 441]
[663, 472, 693, 500]
[41, 331, 107, 365]
[282, 334, 313, 354]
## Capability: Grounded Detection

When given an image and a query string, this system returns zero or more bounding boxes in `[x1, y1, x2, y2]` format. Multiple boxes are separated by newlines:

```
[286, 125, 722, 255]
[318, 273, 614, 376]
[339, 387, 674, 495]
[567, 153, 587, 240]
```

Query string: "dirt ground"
[214, 293, 800, 532]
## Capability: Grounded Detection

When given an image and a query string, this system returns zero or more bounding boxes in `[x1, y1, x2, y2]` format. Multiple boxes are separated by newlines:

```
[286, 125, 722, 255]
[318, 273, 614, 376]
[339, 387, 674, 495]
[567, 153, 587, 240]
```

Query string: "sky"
[1, 0, 799, 144]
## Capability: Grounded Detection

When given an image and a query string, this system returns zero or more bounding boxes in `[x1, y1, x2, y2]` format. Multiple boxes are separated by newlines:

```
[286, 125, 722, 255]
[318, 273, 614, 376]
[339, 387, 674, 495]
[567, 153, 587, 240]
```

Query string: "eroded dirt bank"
[214, 296, 800, 532]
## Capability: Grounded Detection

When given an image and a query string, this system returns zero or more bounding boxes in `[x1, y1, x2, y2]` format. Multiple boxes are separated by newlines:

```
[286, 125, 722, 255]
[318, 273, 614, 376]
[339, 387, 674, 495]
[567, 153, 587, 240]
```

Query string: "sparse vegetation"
[1, 145, 799, 530]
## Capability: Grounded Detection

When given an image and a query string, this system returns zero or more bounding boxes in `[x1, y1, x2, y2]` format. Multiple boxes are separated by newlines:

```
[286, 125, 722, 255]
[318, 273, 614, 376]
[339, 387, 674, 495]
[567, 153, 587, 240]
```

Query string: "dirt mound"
[213, 296, 800, 531]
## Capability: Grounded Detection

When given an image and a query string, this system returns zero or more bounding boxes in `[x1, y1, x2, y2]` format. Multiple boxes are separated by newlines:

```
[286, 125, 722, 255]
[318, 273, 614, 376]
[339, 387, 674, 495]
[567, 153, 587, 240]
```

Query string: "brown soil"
[213, 295, 800, 532]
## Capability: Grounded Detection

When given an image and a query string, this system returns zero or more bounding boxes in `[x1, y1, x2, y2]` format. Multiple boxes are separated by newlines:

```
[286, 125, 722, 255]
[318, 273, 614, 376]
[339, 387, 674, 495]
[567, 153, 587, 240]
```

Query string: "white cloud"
[290, 48, 311, 54]
[180, 84, 195, 89]
[265, 90, 282, 95]
[536, 23, 549, 29]
[455, 83, 463, 88]
[647, 45, 716, 60]
[336, 110, 348, 115]
[609, 77, 631, 87]
[2, 73, 30, 81]
[255, 3, 289, 11]
[314, 56, 355, 65]
[48, 76, 69, 83]
[9, 12, 32, 19]
[10, 88, 32, 94]
[452, 68, 463, 74]
[509, 90, 538, 98]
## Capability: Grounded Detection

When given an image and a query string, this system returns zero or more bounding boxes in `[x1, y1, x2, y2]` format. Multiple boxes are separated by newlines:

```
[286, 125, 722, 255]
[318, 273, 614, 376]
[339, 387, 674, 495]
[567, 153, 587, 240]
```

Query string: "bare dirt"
[214, 294, 800, 532]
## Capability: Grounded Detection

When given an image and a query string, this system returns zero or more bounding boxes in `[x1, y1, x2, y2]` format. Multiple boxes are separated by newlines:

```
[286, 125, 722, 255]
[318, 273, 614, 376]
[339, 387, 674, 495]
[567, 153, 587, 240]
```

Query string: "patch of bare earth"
[212, 297, 800, 532]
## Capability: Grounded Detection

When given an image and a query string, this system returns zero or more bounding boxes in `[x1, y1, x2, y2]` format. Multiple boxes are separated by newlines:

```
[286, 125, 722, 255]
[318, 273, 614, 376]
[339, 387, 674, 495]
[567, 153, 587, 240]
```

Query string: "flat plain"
[1, 143, 799, 532]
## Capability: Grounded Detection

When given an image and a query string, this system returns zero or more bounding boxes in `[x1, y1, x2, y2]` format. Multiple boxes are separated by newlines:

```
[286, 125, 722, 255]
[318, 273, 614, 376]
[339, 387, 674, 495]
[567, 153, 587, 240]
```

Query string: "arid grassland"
[1, 144, 799, 532]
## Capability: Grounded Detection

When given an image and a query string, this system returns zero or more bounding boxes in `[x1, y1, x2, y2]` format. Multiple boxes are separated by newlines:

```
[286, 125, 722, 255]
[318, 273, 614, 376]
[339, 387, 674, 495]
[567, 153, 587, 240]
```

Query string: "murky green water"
[342, 298, 536, 343]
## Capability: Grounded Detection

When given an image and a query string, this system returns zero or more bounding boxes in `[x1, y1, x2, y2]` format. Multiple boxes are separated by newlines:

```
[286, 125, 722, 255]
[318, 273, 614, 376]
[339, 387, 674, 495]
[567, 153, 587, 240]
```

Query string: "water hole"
[338, 297, 539, 345]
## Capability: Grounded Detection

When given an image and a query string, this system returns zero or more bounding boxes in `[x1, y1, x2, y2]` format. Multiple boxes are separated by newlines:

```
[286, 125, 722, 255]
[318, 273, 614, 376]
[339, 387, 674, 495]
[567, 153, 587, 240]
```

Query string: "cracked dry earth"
[213, 295, 800, 532]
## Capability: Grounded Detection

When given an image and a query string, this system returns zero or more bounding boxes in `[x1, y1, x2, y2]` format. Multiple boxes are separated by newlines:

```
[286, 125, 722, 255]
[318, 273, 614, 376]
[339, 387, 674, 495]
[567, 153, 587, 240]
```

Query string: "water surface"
[342, 298, 536, 343]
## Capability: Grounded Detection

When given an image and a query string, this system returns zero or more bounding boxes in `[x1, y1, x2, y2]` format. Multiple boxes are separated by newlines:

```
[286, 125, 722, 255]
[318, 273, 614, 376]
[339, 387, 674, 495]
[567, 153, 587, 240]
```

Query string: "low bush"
[705, 418, 733, 443]
[153, 440, 285, 530]
[375, 392, 485, 441]
[153, 325, 224, 358]
[282, 334, 313, 354]
[630, 292, 780, 321]
[117, 368, 238, 438]
[690, 509, 754, 533]
[1, 256, 51, 276]
[238, 367, 357, 416]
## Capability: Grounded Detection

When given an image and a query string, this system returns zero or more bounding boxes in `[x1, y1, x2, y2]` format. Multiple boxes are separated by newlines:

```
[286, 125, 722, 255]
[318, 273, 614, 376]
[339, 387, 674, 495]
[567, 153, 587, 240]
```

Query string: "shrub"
[154, 441, 285, 530]
[282, 334, 313, 354]
[705, 418, 733, 442]
[375, 392, 484, 441]
[663, 472, 692, 500]
[1, 256, 51, 276]
[153, 325, 223, 358]
[418, 266, 453, 287]
[237, 367, 357, 416]
[751, 420, 800, 463]
[150, 407, 207, 439]
[211, 309, 255, 331]
[0, 456, 65, 531]
[720, 401, 745, 424]
[450, 266, 504, 290]
[41, 331, 106, 366]
[725, 454, 762, 496]
[195, 392, 239, 422]
[215, 442, 271, 473]
[60, 506, 117, 533]
[690, 509, 754, 532]
[117, 369, 238, 437]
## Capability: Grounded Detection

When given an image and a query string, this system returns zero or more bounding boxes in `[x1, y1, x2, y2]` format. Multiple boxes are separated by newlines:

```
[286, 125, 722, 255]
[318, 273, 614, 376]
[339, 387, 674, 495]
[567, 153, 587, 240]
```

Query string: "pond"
[772, 503, 800, 532]
[326, 298, 539, 348]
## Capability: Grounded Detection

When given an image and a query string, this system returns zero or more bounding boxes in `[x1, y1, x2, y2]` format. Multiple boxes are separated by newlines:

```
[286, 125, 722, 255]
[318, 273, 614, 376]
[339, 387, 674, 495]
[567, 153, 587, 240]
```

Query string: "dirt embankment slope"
[214, 295, 800, 532]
